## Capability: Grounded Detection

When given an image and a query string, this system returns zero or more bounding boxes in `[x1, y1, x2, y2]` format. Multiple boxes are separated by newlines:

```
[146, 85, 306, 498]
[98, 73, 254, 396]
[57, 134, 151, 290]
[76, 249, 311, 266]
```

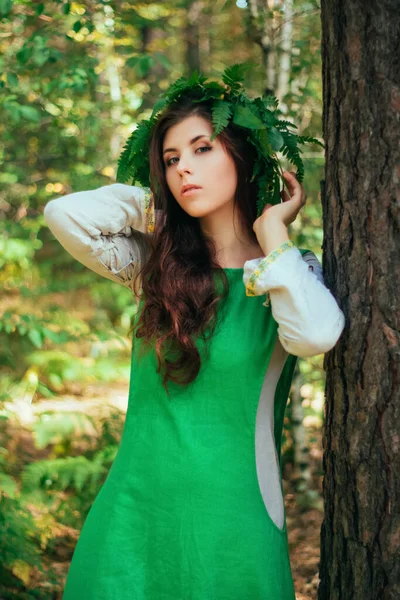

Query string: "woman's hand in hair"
[254, 171, 307, 229]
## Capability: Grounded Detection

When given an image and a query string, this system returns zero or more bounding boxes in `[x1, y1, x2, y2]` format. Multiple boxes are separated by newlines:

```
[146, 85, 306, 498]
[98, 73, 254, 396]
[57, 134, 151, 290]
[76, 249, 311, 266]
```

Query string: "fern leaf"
[256, 172, 271, 215]
[116, 135, 136, 184]
[211, 101, 232, 138]
[262, 95, 279, 109]
[150, 96, 167, 119]
[21, 456, 107, 494]
[164, 77, 188, 104]
[297, 135, 324, 149]
[280, 131, 305, 182]
[222, 62, 254, 92]
[276, 119, 298, 129]
[117, 119, 152, 185]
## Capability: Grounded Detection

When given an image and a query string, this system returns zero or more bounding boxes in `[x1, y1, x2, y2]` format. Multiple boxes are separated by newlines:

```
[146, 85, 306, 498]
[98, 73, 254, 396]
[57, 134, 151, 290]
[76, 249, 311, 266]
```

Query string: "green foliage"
[211, 100, 233, 135]
[233, 103, 265, 129]
[21, 454, 108, 495]
[117, 119, 154, 188]
[1, 312, 72, 350]
[0, 401, 125, 597]
[126, 52, 171, 78]
[221, 62, 250, 92]
[0, 496, 45, 597]
[0, 472, 18, 499]
[0, 438, 58, 599]
[30, 411, 96, 449]
[0, 0, 12, 18]
[117, 62, 324, 216]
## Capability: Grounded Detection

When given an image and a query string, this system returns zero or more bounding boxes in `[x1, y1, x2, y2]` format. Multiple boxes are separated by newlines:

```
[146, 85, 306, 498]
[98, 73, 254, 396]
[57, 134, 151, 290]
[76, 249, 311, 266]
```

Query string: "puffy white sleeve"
[243, 241, 346, 358]
[43, 183, 156, 292]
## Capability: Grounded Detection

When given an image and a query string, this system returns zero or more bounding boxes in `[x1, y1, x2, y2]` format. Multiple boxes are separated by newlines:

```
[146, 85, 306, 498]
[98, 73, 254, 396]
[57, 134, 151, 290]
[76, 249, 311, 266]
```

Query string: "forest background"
[1, 1, 327, 598]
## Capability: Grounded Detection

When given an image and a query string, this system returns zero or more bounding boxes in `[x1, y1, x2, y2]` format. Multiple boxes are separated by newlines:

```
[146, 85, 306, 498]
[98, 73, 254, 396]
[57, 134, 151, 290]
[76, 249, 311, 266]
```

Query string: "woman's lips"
[181, 187, 202, 197]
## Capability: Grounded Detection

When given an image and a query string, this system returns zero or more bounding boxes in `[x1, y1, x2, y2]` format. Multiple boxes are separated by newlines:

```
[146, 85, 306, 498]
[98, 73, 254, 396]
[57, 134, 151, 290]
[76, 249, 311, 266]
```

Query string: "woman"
[44, 87, 345, 599]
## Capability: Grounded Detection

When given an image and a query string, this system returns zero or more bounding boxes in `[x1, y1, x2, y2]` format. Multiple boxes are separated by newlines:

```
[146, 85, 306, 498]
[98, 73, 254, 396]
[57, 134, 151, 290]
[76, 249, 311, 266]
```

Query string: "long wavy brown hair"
[130, 95, 261, 395]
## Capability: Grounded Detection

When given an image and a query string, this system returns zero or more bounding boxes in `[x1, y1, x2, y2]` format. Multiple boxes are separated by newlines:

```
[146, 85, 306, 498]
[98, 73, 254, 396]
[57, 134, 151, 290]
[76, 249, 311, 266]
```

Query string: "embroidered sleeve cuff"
[143, 187, 155, 233]
[143, 186, 166, 234]
[243, 244, 346, 357]
[243, 240, 296, 306]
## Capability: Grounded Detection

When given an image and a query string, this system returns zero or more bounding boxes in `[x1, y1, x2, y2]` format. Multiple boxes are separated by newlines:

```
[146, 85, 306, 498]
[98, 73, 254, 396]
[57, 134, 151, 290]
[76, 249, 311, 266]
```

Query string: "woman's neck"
[216, 244, 265, 269]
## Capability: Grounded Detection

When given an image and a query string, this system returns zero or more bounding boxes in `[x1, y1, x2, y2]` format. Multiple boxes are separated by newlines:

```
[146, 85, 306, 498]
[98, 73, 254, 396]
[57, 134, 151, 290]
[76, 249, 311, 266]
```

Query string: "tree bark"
[92, 9, 122, 162]
[246, 0, 277, 94]
[185, 0, 203, 75]
[276, 0, 293, 113]
[319, 1, 400, 599]
[140, 24, 168, 111]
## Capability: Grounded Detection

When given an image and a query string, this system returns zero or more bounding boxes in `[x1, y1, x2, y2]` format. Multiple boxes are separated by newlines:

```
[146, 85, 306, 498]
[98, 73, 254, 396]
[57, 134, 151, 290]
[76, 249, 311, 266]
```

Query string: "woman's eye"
[197, 146, 211, 154]
[166, 146, 211, 167]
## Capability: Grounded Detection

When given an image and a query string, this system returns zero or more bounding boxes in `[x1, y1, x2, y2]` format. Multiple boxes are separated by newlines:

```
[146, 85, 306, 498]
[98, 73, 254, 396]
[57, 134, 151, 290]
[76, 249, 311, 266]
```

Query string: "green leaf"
[19, 105, 41, 122]
[257, 129, 272, 155]
[62, 2, 71, 15]
[154, 52, 171, 70]
[268, 127, 284, 152]
[16, 46, 31, 65]
[273, 174, 281, 205]
[127, 55, 155, 78]
[298, 135, 324, 149]
[150, 96, 167, 118]
[0, 0, 12, 17]
[262, 95, 279, 109]
[42, 327, 64, 344]
[35, 3, 44, 15]
[211, 100, 232, 138]
[221, 62, 255, 91]
[28, 329, 43, 349]
[188, 69, 199, 85]
[0, 473, 17, 499]
[73, 20, 82, 33]
[232, 104, 266, 130]
[32, 47, 50, 67]
[126, 56, 139, 68]
[276, 119, 298, 129]
[117, 119, 153, 185]
[6, 72, 18, 87]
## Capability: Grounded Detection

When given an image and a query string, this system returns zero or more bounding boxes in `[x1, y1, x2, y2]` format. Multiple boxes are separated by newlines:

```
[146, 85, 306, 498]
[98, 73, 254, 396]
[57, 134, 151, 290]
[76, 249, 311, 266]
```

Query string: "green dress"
[62, 261, 308, 600]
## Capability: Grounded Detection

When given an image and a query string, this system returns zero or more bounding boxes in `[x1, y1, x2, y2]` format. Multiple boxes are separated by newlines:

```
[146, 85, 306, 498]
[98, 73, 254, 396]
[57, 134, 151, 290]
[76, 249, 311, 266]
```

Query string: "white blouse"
[44, 183, 346, 358]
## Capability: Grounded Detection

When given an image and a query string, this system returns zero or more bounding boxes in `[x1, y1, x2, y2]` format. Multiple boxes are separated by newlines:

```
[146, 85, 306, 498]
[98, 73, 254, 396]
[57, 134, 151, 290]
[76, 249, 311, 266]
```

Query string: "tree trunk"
[276, 0, 293, 113]
[92, 9, 122, 162]
[246, 0, 278, 94]
[140, 24, 168, 111]
[185, 0, 203, 75]
[319, 1, 400, 599]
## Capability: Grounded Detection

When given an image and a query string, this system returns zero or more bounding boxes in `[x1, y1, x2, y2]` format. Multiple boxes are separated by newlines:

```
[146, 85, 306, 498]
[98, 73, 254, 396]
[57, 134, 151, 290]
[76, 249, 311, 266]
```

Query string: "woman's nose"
[176, 156, 193, 175]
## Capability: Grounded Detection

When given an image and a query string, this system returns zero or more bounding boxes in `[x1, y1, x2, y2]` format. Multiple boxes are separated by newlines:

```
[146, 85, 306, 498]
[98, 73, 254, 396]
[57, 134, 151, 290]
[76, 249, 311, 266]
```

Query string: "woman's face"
[162, 115, 237, 219]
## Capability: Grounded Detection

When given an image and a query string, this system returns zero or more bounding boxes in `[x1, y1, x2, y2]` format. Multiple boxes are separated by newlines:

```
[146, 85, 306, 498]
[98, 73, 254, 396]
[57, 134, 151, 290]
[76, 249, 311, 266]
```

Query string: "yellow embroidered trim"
[245, 240, 296, 306]
[143, 187, 155, 233]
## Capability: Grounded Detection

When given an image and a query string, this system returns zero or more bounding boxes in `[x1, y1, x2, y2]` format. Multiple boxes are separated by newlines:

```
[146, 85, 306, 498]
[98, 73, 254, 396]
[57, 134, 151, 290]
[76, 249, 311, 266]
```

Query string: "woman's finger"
[283, 170, 298, 191]
[283, 172, 302, 199]
[280, 188, 290, 202]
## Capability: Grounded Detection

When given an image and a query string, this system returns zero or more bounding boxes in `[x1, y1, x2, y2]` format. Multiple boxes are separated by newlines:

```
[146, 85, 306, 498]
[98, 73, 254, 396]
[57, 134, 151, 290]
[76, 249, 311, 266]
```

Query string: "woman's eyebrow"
[163, 134, 210, 155]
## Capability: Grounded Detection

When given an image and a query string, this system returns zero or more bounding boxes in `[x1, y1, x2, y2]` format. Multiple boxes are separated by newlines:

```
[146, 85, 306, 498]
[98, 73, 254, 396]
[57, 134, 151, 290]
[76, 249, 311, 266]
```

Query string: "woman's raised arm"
[43, 183, 154, 291]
